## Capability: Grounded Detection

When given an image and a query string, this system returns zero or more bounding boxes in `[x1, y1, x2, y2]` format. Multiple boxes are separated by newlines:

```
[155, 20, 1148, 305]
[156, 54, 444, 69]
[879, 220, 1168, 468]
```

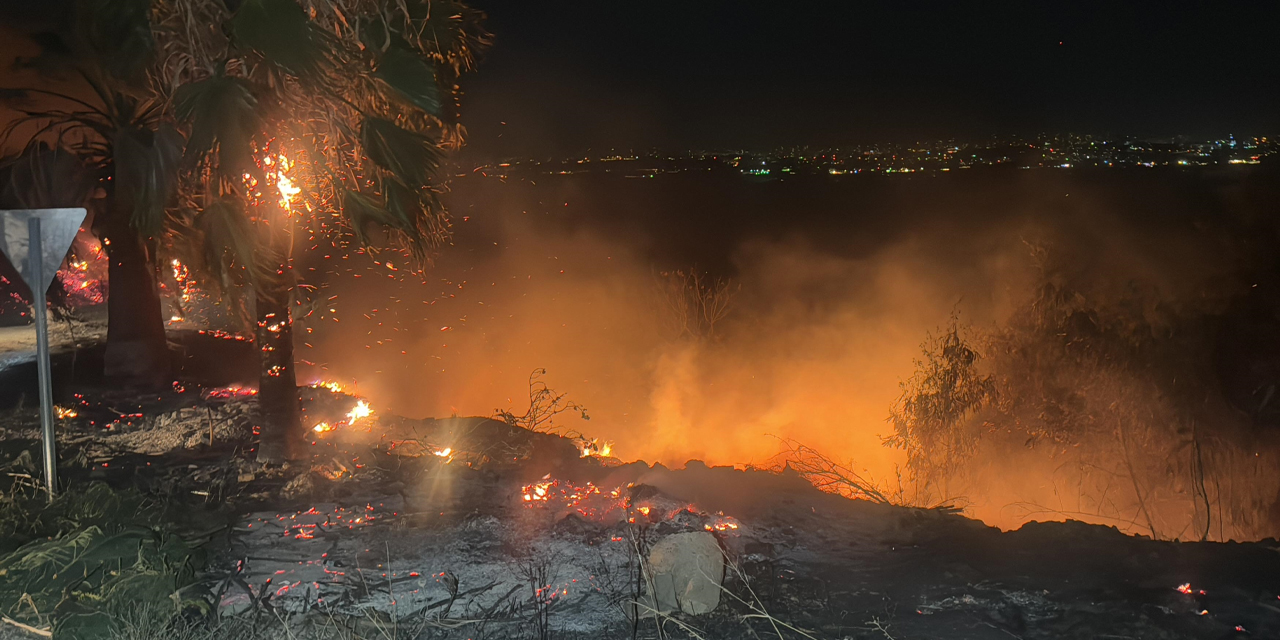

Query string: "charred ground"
[0, 377, 1276, 639]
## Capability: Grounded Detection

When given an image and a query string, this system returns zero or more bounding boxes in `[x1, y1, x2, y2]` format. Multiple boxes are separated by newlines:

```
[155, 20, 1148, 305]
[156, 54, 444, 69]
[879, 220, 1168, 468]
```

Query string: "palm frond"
[375, 47, 443, 116]
[174, 74, 262, 179]
[192, 197, 264, 295]
[342, 188, 399, 246]
[360, 116, 441, 187]
[112, 124, 183, 236]
[229, 0, 332, 79]
[407, 0, 492, 75]
[0, 143, 96, 209]
[76, 0, 156, 82]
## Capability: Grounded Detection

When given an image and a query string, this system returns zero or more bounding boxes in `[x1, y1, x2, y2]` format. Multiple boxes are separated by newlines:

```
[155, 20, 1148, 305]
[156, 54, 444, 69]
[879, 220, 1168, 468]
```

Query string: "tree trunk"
[99, 216, 170, 385]
[255, 270, 303, 462]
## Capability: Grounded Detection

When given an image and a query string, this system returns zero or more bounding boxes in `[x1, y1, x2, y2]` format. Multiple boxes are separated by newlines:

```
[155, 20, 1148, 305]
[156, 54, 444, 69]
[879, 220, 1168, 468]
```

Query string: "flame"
[1176, 583, 1192, 594]
[312, 380, 345, 393]
[579, 438, 614, 458]
[54, 405, 78, 419]
[522, 479, 553, 502]
[313, 422, 334, 433]
[171, 258, 195, 304]
[275, 153, 301, 211]
[346, 400, 373, 423]
[433, 447, 452, 457]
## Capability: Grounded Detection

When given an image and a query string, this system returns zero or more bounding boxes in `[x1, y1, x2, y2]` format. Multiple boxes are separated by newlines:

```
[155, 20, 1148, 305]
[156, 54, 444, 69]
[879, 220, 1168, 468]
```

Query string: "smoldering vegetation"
[302, 165, 1280, 540]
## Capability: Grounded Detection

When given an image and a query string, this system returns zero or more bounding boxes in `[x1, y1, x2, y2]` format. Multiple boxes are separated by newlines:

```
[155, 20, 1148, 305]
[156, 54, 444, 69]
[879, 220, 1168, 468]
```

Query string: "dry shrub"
[889, 241, 1280, 540]
[654, 270, 738, 342]
[493, 368, 589, 434]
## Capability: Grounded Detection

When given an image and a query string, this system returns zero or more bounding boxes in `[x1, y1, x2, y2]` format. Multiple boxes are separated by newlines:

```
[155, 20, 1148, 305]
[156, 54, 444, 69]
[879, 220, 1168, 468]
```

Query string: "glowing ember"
[204, 385, 258, 399]
[434, 447, 452, 457]
[198, 329, 252, 342]
[704, 513, 741, 532]
[54, 405, 78, 419]
[346, 400, 373, 423]
[519, 477, 630, 519]
[1176, 583, 1192, 594]
[55, 236, 106, 306]
[312, 422, 334, 433]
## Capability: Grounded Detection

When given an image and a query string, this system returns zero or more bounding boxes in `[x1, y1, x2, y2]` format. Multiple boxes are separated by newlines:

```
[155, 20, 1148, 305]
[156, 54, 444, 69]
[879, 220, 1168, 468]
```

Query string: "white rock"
[646, 531, 724, 615]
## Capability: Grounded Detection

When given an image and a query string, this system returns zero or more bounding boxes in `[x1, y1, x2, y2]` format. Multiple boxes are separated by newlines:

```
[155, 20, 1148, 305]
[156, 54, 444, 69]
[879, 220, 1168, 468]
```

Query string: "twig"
[1, 616, 51, 638]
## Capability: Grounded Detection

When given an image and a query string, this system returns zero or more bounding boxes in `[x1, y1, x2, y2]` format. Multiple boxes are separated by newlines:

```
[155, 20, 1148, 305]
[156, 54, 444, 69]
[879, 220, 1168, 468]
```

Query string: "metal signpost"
[0, 208, 88, 496]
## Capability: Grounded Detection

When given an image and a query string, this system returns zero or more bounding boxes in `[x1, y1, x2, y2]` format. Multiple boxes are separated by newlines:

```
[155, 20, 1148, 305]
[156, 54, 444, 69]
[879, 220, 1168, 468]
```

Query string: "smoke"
[299, 169, 1277, 537]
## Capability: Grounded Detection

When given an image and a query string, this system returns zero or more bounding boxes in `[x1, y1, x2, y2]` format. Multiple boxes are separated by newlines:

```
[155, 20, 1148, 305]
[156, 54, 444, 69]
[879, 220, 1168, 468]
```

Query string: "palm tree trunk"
[255, 270, 303, 462]
[99, 217, 169, 385]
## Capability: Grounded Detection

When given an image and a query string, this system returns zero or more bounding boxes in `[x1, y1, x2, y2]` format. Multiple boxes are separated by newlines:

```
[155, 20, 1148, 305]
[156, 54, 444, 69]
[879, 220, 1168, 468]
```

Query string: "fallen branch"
[1, 616, 51, 638]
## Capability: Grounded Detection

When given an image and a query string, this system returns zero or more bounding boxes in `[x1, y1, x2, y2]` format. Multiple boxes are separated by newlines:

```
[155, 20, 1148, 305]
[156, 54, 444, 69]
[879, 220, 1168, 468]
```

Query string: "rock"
[645, 531, 724, 615]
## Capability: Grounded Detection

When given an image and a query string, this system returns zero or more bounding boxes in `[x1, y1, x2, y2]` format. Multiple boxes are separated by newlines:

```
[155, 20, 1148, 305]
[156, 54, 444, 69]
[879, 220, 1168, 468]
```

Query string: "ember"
[204, 385, 258, 399]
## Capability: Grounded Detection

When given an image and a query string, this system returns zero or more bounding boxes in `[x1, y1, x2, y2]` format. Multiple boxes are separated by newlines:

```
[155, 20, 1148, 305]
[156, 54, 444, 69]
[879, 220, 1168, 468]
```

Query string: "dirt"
[1, 385, 1277, 639]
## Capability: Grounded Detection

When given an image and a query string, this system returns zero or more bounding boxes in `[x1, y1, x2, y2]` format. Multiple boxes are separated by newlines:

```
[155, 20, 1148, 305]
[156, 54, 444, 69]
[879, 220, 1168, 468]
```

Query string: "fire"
[579, 438, 613, 458]
[522, 479, 553, 502]
[54, 405, 78, 419]
[311, 380, 345, 393]
[277, 174, 300, 210]
[433, 447, 452, 457]
[346, 400, 373, 423]
[312, 422, 334, 433]
[265, 152, 301, 211]
[1176, 583, 1192, 594]
[171, 258, 195, 304]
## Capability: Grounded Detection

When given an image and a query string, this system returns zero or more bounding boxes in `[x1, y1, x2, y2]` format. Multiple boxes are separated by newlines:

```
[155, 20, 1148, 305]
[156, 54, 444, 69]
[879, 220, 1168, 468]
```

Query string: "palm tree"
[153, 0, 490, 460]
[1, 2, 180, 385]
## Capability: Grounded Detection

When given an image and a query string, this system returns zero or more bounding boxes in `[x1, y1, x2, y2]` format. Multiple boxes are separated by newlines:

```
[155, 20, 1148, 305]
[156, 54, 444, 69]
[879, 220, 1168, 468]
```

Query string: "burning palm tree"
[155, 0, 490, 460]
[3, 0, 489, 461]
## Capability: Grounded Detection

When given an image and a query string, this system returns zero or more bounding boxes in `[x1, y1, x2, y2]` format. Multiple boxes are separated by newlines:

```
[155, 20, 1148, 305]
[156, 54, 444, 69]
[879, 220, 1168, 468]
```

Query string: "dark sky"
[461, 1, 1280, 156]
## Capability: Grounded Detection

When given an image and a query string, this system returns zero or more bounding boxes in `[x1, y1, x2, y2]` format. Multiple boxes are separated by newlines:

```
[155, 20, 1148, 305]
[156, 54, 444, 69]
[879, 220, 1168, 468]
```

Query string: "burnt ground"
[0, 384, 1277, 640]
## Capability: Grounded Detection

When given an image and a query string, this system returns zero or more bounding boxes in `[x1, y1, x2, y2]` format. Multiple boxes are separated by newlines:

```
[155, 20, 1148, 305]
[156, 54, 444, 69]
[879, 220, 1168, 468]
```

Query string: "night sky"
[2, 1, 1278, 155]
[462, 1, 1280, 155]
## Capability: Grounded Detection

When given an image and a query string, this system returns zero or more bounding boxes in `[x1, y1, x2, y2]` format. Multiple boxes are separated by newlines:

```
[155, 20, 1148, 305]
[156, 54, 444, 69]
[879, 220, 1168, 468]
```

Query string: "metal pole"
[28, 216, 57, 497]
